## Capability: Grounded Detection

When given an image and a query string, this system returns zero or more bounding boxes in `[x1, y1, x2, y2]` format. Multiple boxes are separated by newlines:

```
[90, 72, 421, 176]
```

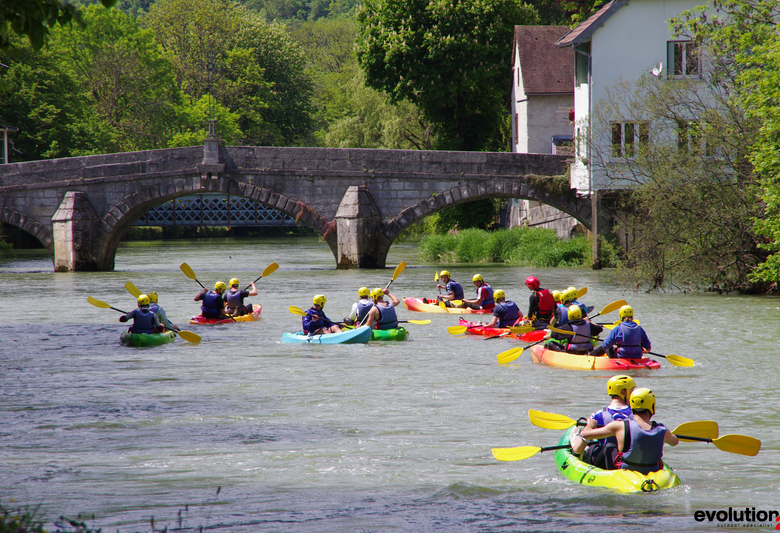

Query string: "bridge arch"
[0, 207, 54, 255]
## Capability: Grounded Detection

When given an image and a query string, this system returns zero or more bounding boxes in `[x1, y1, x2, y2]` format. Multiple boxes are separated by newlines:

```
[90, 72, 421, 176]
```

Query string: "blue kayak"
[281, 326, 372, 344]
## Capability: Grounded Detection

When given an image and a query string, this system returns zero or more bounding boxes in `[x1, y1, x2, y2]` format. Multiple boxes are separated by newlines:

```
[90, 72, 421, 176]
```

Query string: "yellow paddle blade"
[392, 261, 406, 281]
[597, 299, 627, 317]
[602, 318, 640, 330]
[664, 354, 695, 367]
[125, 282, 142, 297]
[547, 325, 574, 336]
[289, 305, 306, 316]
[434, 271, 439, 282]
[176, 330, 201, 344]
[528, 409, 576, 430]
[88, 296, 111, 308]
[497, 347, 523, 364]
[672, 421, 718, 441]
[451, 300, 463, 306]
[577, 287, 587, 298]
[261, 262, 279, 277]
[180, 262, 197, 281]
[507, 325, 534, 334]
[447, 325, 468, 335]
[405, 319, 431, 325]
[713, 434, 761, 456]
[492, 446, 542, 461]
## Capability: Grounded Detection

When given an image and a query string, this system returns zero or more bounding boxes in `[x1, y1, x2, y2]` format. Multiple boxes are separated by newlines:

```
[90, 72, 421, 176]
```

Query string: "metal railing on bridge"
[133, 194, 297, 227]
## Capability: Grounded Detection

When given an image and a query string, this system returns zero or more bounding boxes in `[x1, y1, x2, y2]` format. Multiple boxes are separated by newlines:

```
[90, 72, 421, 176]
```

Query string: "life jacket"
[226, 288, 245, 312]
[376, 302, 399, 330]
[620, 419, 667, 474]
[573, 300, 588, 316]
[566, 319, 593, 352]
[495, 301, 521, 328]
[302, 307, 328, 333]
[446, 280, 465, 300]
[555, 303, 571, 326]
[131, 307, 156, 334]
[615, 321, 644, 358]
[201, 290, 223, 318]
[591, 406, 633, 448]
[535, 288, 555, 320]
[477, 283, 494, 308]
[356, 299, 374, 324]
[149, 303, 160, 314]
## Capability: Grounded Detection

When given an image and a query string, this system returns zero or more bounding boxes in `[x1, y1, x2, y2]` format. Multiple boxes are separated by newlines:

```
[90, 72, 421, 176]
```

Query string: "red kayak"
[457, 318, 546, 341]
[190, 304, 262, 325]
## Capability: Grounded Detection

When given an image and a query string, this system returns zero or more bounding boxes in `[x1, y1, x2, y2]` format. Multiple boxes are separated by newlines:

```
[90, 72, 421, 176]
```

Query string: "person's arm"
[640, 328, 651, 351]
[665, 428, 679, 446]
[582, 419, 623, 441]
[385, 290, 400, 307]
[347, 302, 359, 322]
[247, 283, 257, 297]
[366, 307, 379, 328]
[551, 324, 572, 341]
[571, 417, 598, 454]
[157, 307, 176, 329]
[483, 309, 500, 328]
[527, 293, 538, 319]
[152, 313, 164, 333]
[194, 289, 207, 301]
[119, 309, 136, 323]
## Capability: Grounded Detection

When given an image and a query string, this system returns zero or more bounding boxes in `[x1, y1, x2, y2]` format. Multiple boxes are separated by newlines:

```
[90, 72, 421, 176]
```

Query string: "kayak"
[190, 304, 262, 325]
[370, 326, 408, 341]
[458, 318, 519, 339]
[120, 330, 176, 347]
[403, 297, 492, 314]
[530, 343, 661, 370]
[554, 427, 681, 493]
[281, 325, 372, 344]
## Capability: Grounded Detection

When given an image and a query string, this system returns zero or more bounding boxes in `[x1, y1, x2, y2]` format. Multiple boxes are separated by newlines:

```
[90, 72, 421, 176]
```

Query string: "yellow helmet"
[137, 294, 150, 306]
[440, 270, 451, 278]
[619, 305, 634, 320]
[630, 388, 656, 415]
[607, 375, 636, 402]
[567, 305, 582, 321]
[567, 286, 577, 293]
[147, 291, 158, 304]
[370, 287, 384, 300]
[493, 289, 505, 300]
[552, 290, 562, 303]
[562, 287, 578, 303]
[358, 286, 370, 298]
[312, 294, 326, 307]
[214, 281, 227, 293]
[472, 273, 483, 283]
[229, 278, 239, 287]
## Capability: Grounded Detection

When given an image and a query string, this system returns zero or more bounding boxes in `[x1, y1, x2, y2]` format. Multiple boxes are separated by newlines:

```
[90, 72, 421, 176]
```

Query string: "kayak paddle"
[492, 443, 571, 462]
[588, 299, 627, 320]
[577, 287, 587, 298]
[246, 262, 279, 290]
[125, 281, 142, 298]
[289, 305, 306, 316]
[496, 338, 546, 364]
[674, 434, 761, 456]
[88, 296, 200, 344]
[385, 261, 406, 290]
[180, 262, 205, 289]
[88, 296, 127, 314]
[399, 319, 431, 325]
[435, 271, 441, 295]
[447, 325, 468, 335]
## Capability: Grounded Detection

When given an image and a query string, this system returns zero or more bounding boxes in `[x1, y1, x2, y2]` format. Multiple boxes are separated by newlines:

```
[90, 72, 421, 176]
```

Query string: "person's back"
[121, 294, 162, 334]
[196, 282, 227, 319]
[494, 299, 520, 328]
[525, 276, 555, 328]
[367, 288, 400, 330]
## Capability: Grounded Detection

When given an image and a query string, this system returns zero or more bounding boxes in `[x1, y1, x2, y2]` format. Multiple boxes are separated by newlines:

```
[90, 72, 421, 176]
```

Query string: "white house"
[555, 0, 705, 193]
[509, 26, 577, 238]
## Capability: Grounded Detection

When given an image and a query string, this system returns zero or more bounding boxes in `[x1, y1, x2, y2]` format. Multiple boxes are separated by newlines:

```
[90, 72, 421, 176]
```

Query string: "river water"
[0, 236, 778, 532]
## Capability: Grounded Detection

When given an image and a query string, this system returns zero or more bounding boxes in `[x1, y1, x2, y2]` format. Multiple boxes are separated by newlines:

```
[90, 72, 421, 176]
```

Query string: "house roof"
[513, 26, 573, 95]
[555, 0, 628, 47]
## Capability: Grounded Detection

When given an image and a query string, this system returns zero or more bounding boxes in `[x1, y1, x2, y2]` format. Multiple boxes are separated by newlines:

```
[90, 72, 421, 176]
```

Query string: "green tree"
[355, 0, 536, 151]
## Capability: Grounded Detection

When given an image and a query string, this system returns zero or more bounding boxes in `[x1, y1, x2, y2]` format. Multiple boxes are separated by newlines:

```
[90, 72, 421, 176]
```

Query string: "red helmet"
[525, 276, 540, 290]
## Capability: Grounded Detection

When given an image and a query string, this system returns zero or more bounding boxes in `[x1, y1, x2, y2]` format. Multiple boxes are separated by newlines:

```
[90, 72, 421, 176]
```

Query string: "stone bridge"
[0, 140, 613, 271]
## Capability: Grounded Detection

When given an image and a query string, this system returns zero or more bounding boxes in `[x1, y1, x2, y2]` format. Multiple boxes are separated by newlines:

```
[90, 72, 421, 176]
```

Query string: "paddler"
[435, 270, 465, 307]
[303, 294, 341, 335]
[581, 388, 678, 474]
[565, 285, 589, 317]
[346, 287, 374, 326]
[546, 305, 603, 354]
[224, 277, 257, 316]
[524, 275, 555, 329]
[589, 305, 650, 358]
[366, 288, 400, 330]
[571, 375, 636, 470]
[148, 291, 177, 331]
[476, 289, 522, 328]
[551, 286, 578, 327]
[194, 281, 228, 319]
[460, 274, 495, 311]
[120, 294, 163, 334]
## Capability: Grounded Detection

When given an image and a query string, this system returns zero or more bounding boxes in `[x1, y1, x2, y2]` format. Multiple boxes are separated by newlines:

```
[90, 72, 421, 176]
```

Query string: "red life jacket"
[535, 288, 555, 319]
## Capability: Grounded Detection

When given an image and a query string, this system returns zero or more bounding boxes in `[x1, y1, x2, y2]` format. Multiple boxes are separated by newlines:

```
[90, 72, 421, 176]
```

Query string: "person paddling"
[589, 305, 650, 359]
[461, 274, 495, 311]
[581, 388, 678, 474]
[571, 375, 636, 470]
[303, 295, 341, 335]
[346, 287, 374, 326]
[552, 286, 578, 327]
[148, 291, 176, 331]
[524, 276, 555, 329]
[225, 277, 257, 316]
[120, 294, 163, 334]
[435, 270, 464, 307]
[546, 306, 603, 354]
[477, 289, 522, 328]
[366, 288, 400, 330]
[195, 281, 228, 319]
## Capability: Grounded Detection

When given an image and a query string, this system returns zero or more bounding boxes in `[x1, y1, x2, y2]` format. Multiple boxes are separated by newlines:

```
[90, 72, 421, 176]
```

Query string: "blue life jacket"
[446, 280, 464, 300]
[356, 299, 374, 324]
[615, 321, 644, 358]
[494, 301, 520, 327]
[201, 290, 223, 318]
[591, 405, 633, 448]
[566, 319, 593, 352]
[376, 303, 399, 330]
[620, 419, 667, 474]
[131, 307, 156, 334]
[303, 307, 332, 333]
[556, 304, 571, 326]
[477, 282, 494, 308]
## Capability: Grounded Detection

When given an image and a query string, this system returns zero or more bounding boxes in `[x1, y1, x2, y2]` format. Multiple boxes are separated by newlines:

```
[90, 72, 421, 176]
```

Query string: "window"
[667, 41, 700, 78]
[611, 121, 649, 158]
[677, 120, 714, 156]
[575, 42, 590, 86]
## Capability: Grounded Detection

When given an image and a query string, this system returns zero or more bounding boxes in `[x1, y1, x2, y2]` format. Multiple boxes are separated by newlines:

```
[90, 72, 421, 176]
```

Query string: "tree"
[0, 0, 115, 51]
[355, 0, 536, 151]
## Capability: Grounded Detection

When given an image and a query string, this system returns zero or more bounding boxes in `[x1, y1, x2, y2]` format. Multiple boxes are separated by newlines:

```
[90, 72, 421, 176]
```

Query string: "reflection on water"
[0, 236, 778, 532]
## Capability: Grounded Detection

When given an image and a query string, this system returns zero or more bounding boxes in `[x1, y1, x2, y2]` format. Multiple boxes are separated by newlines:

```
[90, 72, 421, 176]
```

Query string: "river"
[0, 236, 777, 532]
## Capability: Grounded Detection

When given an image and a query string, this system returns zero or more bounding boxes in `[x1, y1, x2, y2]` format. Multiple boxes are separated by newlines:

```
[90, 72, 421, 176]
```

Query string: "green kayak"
[370, 327, 408, 341]
[120, 330, 176, 347]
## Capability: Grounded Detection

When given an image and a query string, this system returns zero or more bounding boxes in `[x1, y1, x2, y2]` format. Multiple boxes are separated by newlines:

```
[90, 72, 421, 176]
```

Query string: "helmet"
[567, 305, 582, 321]
[137, 294, 150, 306]
[148, 291, 158, 304]
[358, 287, 370, 298]
[630, 387, 656, 415]
[493, 289, 505, 301]
[312, 294, 327, 307]
[525, 276, 540, 290]
[552, 290, 562, 303]
[562, 287, 578, 303]
[370, 287, 384, 300]
[607, 375, 636, 402]
[472, 273, 483, 283]
[440, 270, 451, 279]
[229, 278, 239, 287]
[214, 281, 227, 293]
[619, 305, 634, 319]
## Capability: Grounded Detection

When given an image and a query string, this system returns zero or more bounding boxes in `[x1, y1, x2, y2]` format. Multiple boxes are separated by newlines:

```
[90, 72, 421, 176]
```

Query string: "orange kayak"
[530, 343, 661, 370]
[403, 297, 492, 314]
